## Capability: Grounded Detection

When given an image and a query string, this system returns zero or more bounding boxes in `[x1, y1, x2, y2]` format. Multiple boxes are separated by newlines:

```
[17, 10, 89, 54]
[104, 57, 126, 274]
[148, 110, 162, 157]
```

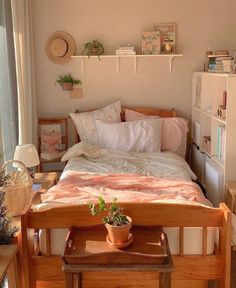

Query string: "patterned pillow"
[70, 101, 121, 144]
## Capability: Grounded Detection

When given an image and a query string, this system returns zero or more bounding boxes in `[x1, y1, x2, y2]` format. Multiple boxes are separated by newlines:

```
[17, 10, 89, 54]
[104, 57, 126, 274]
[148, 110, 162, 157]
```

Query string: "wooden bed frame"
[20, 203, 231, 288]
[19, 107, 231, 288]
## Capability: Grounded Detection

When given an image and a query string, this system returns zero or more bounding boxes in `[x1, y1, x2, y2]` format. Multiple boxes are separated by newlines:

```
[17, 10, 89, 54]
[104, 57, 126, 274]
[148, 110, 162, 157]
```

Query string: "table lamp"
[14, 144, 40, 176]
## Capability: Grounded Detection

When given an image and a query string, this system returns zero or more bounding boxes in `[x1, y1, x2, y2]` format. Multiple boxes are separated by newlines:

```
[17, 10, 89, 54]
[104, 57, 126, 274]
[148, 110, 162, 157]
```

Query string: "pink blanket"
[41, 171, 211, 207]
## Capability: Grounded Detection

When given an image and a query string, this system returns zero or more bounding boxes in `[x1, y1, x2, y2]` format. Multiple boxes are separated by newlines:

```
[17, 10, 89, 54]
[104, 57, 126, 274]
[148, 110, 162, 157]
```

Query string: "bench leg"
[65, 272, 74, 288]
[159, 272, 171, 288]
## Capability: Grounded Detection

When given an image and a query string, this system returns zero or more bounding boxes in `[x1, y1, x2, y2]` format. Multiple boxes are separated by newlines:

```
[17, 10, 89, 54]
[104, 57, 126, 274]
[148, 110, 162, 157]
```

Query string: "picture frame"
[154, 23, 176, 54]
[141, 31, 161, 55]
[40, 124, 63, 154]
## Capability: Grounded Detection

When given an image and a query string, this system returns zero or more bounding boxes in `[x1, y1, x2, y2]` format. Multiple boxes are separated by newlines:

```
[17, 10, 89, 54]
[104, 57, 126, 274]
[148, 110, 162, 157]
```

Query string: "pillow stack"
[70, 102, 188, 158]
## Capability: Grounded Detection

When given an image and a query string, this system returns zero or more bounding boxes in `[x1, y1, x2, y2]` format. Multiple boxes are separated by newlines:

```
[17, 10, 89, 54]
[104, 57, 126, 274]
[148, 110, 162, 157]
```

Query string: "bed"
[20, 105, 231, 288]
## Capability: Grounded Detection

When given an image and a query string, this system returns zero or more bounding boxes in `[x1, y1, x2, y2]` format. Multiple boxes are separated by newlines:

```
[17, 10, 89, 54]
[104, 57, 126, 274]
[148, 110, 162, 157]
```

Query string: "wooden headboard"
[72, 107, 176, 143]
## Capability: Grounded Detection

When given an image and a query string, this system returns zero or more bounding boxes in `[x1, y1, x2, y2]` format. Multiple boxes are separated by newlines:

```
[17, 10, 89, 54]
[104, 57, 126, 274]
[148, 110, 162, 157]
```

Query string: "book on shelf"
[117, 46, 135, 51]
[216, 125, 226, 161]
[115, 46, 136, 55]
[115, 51, 136, 55]
[206, 50, 233, 73]
[40, 150, 66, 160]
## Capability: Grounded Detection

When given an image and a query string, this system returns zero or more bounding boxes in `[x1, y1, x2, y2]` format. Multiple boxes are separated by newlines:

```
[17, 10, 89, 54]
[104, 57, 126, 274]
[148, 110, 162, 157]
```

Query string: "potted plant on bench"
[89, 197, 133, 247]
[56, 73, 82, 91]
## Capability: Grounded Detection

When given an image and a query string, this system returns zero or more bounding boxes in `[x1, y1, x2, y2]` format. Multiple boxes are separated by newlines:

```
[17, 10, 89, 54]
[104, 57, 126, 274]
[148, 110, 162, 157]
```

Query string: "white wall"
[32, 0, 236, 120]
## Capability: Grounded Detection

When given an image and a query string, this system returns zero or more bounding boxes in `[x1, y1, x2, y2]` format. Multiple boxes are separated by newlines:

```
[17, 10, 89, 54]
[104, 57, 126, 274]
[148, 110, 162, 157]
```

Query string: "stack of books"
[206, 50, 233, 73]
[115, 46, 136, 55]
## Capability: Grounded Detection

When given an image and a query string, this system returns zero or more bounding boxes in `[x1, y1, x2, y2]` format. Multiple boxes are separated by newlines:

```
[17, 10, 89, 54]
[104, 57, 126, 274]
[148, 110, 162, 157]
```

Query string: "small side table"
[32, 172, 58, 204]
[62, 226, 174, 288]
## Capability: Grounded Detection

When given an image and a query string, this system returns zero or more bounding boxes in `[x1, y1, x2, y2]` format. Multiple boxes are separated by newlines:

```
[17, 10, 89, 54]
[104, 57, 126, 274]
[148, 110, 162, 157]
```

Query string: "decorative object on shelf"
[202, 136, 211, 154]
[82, 40, 104, 59]
[45, 31, 76, 64]
[115, 45, 136, 55]
[154, 23, 176, 54]
[205, 50, 234, 73]
[56, 73, 82, 91]
[89, 197, 133, 248]
[40, 124, 66, 160]
[14, 144, 40, 177]
[217, 106, 226, 120]
[1, 160, 32, 216]
[142, 31, 161, 55]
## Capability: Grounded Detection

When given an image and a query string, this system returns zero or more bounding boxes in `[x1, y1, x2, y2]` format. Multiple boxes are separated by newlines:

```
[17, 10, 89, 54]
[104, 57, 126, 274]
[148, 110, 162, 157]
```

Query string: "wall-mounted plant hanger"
[56, 73, 82, 91]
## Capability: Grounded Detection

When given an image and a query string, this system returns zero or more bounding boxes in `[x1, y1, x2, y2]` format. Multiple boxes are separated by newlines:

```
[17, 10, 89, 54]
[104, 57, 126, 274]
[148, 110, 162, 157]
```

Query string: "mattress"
[39, 227, 216, 255]
[37, 147, 216, 255]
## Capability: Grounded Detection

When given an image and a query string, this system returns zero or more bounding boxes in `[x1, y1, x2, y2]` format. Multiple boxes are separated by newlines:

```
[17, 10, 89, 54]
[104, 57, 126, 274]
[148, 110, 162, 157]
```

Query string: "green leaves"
[88, 196, 129, 226]
[56, 73, 82, 86]
[82, 39, 104, 58]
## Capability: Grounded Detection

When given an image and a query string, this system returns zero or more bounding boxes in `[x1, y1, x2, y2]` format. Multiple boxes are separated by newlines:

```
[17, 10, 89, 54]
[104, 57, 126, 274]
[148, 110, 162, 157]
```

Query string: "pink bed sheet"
[41, 171, 211, 207]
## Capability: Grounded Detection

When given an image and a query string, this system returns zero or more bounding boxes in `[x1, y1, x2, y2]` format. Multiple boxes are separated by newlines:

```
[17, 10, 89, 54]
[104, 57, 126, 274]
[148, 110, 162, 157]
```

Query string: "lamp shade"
[14, 144, 40, 168]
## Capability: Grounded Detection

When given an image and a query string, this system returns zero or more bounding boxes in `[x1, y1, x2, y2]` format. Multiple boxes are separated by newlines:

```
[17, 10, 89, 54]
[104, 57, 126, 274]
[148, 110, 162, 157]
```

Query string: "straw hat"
[45, 31, 76, 64]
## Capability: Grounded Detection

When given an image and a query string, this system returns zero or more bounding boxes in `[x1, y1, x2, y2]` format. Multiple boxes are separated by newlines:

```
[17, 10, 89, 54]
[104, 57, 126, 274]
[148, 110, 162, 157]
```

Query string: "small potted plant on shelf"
[82, 40, 104, 59]
[56, 73, 82, 91]
[89, 197, 133, 247]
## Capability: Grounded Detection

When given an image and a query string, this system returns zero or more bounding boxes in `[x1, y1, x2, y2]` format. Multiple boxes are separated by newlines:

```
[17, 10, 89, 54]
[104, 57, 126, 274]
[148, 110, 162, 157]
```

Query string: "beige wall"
[32, 0, 236, 120]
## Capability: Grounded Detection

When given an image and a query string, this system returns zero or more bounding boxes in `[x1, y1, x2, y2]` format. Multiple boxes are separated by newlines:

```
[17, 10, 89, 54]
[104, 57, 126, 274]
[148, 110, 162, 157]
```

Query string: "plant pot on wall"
[62, 82, 73, 91]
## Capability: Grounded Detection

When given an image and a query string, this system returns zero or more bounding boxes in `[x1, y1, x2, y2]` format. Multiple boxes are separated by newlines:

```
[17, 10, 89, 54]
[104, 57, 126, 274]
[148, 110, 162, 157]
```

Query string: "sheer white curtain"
[11, 0, 37, 145]
[0, 0, 18, 161]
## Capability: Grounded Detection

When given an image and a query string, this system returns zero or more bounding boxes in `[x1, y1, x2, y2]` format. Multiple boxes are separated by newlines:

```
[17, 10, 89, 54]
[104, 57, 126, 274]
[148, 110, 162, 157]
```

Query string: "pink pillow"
[125, 109, 188, 158]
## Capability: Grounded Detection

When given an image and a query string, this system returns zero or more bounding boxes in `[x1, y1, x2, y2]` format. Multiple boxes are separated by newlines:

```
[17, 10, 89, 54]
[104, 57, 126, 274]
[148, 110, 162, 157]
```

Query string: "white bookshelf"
[71, 54, 183, 73]
[191, 72, 236, 205]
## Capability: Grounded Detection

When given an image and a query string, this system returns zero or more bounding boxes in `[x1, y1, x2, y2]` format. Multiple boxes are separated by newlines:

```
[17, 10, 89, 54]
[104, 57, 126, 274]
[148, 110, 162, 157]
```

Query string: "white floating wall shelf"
[71, 54, 183, 74]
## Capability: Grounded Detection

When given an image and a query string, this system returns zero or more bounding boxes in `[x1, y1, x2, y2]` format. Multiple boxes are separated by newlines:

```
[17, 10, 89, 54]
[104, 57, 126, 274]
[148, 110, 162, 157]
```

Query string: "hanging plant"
[56, 73, 82, 91]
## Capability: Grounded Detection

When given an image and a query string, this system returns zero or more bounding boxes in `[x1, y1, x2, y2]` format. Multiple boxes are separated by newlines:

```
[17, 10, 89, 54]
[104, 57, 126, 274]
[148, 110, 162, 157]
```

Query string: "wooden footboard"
[20, 203, 231, 288]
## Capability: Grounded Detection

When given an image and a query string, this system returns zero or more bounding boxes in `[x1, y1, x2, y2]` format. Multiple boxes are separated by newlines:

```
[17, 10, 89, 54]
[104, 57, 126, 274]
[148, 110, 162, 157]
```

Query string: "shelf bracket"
[134, 57, 137, 73]
[116, 57, 120, 73]
[81, 58, 84, 74]
[169, 56, 174, 72]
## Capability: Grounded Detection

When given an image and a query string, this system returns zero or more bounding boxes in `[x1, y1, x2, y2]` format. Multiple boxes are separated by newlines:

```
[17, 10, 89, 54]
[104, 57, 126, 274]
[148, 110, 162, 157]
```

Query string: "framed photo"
[40, 124, 63, 154]
[154, 23, 176, 54]
[142, 31, 161, 55]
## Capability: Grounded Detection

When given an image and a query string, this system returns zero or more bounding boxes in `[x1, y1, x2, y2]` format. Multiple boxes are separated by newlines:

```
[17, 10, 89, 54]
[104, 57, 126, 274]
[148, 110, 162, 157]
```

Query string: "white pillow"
[125, 109, 188, 158]
[70, 101, 121, 144]
[95, 118, 162, 152]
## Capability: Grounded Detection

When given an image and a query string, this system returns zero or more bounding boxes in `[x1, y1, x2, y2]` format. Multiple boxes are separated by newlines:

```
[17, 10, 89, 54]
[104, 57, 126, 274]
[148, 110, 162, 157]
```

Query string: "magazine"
[154, 23, 176, 54]
[142, 31, 161, 55]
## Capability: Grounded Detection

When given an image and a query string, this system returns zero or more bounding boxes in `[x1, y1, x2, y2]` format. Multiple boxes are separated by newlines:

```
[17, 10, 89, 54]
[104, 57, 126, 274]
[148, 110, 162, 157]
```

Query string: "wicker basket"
[1, 160, 32, 216]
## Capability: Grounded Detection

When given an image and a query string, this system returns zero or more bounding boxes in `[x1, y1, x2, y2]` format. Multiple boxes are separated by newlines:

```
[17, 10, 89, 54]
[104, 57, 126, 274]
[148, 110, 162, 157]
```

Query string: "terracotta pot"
[91, 47, 98, 55]
[62, 82, 73, 90]
[105, 216, 132, 244]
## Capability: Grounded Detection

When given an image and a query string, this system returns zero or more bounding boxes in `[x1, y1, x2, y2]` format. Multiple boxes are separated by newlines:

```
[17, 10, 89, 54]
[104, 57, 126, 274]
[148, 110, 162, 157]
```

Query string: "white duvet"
[62, 141, 196, 182]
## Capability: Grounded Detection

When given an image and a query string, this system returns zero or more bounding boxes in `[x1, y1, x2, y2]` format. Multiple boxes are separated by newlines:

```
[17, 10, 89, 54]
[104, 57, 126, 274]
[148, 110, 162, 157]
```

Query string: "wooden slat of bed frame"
[27, 203, 223, 229]
[37, 279, 208, 288]
[31, 255, 222, 281]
